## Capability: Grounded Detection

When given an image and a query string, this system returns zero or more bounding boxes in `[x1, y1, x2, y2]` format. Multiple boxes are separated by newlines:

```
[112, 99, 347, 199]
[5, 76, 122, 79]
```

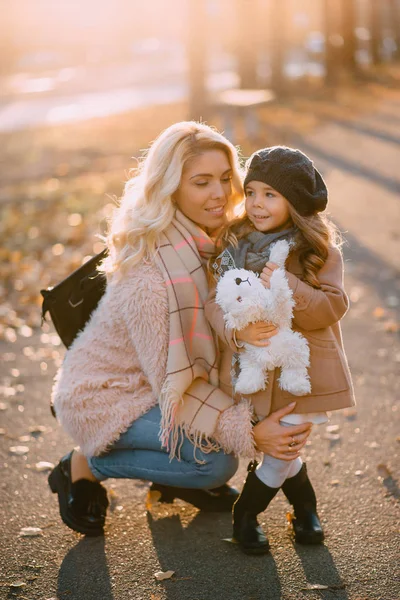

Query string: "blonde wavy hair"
[216, 203, 342, 289]
[101, 121, 244, 277]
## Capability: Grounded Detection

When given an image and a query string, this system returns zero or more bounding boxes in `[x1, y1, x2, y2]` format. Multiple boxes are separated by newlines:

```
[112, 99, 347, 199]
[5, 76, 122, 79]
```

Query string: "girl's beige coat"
[205, 246, 355, 419]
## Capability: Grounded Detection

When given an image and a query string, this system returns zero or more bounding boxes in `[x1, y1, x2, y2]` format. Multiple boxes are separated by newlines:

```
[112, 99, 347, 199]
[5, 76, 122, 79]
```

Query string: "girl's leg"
[88, 406, 239, 490]
[255, 454, 302, 488]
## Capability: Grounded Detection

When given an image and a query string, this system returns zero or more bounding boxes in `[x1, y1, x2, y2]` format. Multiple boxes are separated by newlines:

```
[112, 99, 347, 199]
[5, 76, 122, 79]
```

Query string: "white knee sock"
[256, 455, 303, 488]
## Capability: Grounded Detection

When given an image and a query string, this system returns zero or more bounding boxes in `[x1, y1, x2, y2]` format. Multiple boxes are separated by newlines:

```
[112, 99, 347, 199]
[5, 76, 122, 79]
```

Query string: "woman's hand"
[260, 261, 280, 288]
[236, 321, 279, 347]
[252, 403, 312, 460]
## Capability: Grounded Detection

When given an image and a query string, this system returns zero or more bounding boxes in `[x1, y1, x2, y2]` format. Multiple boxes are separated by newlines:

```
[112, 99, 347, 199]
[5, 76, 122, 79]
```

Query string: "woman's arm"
[261, 246, 349, 331]
[252, 403, 312, 460]
[214, 400, 312, 460]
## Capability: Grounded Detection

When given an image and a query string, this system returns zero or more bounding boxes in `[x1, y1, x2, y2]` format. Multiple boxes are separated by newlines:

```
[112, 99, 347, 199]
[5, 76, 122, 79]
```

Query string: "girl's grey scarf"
[228, 228, 295, 273]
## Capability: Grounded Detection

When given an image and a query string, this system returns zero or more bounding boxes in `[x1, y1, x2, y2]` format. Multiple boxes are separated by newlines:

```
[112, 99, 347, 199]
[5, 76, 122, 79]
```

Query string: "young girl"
[205, 146, 355, 554]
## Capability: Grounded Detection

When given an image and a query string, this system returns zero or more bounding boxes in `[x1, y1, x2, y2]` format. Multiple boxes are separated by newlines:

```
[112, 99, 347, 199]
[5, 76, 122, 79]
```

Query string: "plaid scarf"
[156, 210, 234, 461]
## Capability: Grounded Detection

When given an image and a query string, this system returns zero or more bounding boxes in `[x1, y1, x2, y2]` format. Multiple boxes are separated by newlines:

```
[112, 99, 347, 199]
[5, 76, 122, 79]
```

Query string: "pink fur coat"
[52, 260, 255, 458]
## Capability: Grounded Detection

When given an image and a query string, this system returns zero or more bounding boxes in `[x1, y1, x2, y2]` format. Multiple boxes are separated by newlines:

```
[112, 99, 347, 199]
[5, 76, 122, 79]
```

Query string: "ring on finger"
[288, 436, 297, 448]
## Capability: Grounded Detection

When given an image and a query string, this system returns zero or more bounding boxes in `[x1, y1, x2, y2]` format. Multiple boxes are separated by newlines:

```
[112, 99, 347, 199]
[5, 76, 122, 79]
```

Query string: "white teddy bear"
[215, 240, 311, 397]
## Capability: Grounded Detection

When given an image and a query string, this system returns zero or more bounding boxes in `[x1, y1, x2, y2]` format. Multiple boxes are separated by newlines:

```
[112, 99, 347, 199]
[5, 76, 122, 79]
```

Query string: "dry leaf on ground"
[34, 461, 55, 472]
[146, 489, 162, 510]
[19, 527, 43, 537]
[325, 424, 340, 433]
[10, 581, 26, 589]
[154, 570, 175, 581]
[303, 583, 329, 590]
[9, 445, 29, 455]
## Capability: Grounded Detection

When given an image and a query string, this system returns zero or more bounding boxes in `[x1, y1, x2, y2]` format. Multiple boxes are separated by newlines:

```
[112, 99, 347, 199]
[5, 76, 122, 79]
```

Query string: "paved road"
[0, 91, 399, 600]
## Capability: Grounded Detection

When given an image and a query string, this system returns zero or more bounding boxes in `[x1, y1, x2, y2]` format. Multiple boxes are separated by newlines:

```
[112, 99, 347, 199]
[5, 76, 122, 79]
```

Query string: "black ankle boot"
[281, 463, 324, 545]
[149, 483, 239, 512]
[232, 464, 280, 555]
[48, 451, 109, 536]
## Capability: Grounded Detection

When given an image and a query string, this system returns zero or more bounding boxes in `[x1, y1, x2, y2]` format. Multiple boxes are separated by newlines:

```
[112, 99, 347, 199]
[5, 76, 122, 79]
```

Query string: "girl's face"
[173, 150, 233, 232]
[245, 180, 292, 233]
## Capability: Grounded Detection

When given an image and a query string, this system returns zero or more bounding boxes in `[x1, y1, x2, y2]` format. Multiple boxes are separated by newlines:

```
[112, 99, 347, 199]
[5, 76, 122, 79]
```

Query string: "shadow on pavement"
[57, 537, 114, 600]
[147, 510, 283, 600]
[294, 138, 400, 195]
[293, 543, 349, 599]
[339, 226, 400, 301]
[314, 117, 400, 146]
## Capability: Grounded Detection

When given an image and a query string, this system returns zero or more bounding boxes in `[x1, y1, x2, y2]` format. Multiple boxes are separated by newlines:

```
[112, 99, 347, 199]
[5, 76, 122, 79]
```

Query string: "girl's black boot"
[281, 463, 324, 545]
[232, 463, 280, 555]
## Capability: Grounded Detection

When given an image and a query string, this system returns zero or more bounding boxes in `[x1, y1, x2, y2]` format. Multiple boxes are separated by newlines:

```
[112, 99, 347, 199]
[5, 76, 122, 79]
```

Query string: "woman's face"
[173, 149, 233, 231]
[245, 180, 292, 233]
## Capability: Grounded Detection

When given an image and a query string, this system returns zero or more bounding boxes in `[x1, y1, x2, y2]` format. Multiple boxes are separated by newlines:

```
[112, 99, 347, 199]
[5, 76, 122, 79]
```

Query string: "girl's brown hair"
[214, 203, 342, 289]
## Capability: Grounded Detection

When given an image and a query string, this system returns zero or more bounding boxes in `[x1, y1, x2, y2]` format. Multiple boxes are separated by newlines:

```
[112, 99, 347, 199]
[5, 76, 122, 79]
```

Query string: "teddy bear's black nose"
[235, 277, 251, 286]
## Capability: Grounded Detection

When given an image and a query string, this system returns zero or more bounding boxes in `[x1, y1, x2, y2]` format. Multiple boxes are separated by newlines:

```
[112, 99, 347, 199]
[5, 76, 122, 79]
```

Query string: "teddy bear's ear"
[269, 240, 290, 267]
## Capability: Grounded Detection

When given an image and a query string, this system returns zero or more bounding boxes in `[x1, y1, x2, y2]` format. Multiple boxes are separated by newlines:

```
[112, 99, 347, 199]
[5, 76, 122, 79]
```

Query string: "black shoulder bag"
[40, 249, 108, 350]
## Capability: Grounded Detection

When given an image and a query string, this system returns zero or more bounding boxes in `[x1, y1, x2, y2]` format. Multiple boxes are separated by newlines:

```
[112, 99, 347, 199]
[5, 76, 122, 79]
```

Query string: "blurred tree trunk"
[341, 0, 357, 72]
[270, 0, 286, 94]
[324, 0, 338, 84]
[370, 0, 382, 64]
[388, 0, 400, 59]
[235, 0, 258, 88]
[187, 1, 207, 120]
[0, 9, 18, 76]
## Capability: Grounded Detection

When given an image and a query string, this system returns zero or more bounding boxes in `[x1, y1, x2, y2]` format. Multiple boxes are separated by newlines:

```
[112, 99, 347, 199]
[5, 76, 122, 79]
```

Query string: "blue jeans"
[88, 406, 239, 488]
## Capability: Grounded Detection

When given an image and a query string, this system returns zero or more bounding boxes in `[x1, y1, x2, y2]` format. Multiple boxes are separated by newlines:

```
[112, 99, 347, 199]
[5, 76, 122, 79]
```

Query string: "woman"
[48, 122, 312, 536]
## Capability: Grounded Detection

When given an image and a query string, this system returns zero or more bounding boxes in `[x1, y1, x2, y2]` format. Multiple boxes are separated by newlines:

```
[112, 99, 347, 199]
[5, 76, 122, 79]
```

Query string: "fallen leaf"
[303, 583, 329, 590]
[146, 489, 162, 510]
[9, 445, 29, 455]
[323, 433, 341, 441]
[29, 425, 47, 435]
[373, 306, 385, 319]
[330, 480, 340, 486]
[154, 570, 175, 581]
[325, 424, 340, 433]
[19, 527, 43, 537]
[222, 537, 239, 543]
[377, 464, 391, 478]
[10, 581, 26, 588]
[108, 488, 120, 512]
[34, 461, 54, 472]
[285, 511, 293, 524]
[384, 319, 399, 333]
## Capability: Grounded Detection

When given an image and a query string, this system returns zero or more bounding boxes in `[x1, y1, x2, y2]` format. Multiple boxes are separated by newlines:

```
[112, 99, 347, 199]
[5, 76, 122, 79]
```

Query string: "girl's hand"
[252, 403, 312, 460]
[260, 261, 280, 288]
[236, 321, 278, 347]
